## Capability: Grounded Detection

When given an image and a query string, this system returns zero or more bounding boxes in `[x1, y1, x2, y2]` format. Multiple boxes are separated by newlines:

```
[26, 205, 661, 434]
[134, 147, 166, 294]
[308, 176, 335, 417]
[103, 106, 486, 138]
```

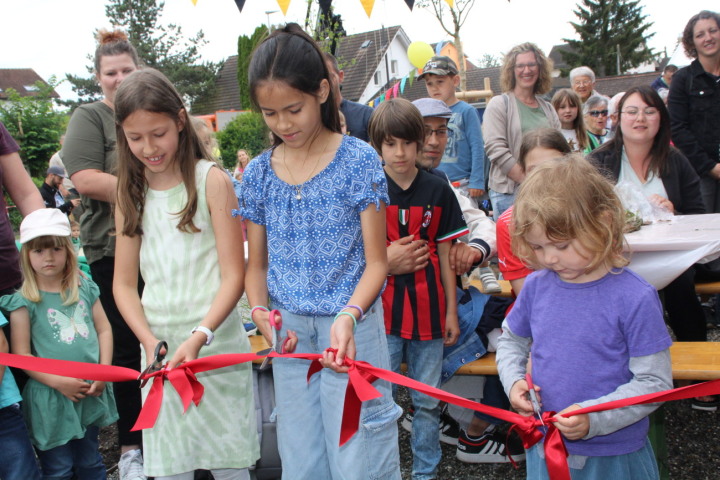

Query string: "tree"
[215, 112, 269, 170]
[477, 53, 502, 68]
[418, 0, 477, 91]
[0, 78, 67, 177]
[237, 26, 268, 110]
[561, 0, 655, 77]
[64, 0, 219, 112]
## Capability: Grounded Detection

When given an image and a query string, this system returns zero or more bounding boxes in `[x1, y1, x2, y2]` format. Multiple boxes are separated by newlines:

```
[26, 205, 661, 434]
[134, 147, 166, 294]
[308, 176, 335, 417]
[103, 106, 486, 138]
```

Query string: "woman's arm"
[1, 151, 45, 215]
[113, 205, 159, 363]
[87, 298, 113, 396]
[70, 169, 118, 204]
[323, 202, 388, 371]
[483, 95, 519, 178]
[437, 241, 459, 346]
[167, 168, 246, 367]
[9, 307, 90, 402]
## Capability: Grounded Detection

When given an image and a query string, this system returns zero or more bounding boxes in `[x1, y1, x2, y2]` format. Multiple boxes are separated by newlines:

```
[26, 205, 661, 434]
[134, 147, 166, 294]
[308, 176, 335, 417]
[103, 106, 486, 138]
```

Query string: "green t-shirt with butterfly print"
[0, 277, 118, 450]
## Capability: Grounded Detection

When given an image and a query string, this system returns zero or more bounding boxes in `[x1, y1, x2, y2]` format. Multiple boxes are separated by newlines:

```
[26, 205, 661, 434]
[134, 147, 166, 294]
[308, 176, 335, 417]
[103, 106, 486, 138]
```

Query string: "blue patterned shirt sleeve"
[238, 136, 388, 316]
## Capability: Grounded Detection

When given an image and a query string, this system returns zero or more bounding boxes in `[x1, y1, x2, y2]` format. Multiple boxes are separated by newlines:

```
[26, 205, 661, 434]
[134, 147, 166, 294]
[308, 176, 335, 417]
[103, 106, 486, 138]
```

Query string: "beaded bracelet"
[334, 311, 357, 332]
[343, 304, 364, 319]
[251, 306, 269, 317]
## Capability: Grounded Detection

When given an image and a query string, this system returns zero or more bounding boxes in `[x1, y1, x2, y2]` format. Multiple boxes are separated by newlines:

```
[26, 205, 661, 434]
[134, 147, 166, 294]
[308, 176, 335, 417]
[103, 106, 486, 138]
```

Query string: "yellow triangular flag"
[359, 0, 375, 17]
[276, 0, 291, 15]
[191, 0, 198, 5]
[443, 0, 454, 8]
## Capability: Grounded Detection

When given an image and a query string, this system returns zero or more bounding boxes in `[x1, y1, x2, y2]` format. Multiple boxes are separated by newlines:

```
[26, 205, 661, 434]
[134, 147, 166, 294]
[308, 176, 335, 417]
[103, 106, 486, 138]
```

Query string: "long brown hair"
[20, 236, 79, 305]
[114, 68, 211, 236]
[551, 89, 589, 151]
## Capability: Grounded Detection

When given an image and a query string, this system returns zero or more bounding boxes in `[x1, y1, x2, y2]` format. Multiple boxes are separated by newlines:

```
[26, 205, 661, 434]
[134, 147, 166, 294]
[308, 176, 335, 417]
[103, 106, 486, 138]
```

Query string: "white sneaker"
[118, 448, 146, 480]
[477, 267, 502, 294]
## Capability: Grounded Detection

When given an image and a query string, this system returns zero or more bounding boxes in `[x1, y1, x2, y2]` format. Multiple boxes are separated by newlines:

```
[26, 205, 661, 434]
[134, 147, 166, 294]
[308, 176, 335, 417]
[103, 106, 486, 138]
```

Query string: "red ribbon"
[2, 350, 720, 480]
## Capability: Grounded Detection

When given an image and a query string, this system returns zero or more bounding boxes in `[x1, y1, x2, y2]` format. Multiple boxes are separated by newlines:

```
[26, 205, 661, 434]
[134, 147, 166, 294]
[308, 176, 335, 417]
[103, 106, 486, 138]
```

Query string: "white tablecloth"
[625, 213, 720, 289]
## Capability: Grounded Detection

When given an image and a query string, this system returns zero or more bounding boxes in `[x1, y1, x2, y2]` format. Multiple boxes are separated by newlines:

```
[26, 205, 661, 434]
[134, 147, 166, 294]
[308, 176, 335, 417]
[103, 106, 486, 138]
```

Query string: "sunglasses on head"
[588, 109, 608, 117]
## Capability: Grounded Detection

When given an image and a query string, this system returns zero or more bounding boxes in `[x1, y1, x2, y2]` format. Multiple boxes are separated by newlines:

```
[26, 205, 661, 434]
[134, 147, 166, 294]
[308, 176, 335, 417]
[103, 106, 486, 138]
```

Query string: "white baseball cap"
[20, 209, 71, 244]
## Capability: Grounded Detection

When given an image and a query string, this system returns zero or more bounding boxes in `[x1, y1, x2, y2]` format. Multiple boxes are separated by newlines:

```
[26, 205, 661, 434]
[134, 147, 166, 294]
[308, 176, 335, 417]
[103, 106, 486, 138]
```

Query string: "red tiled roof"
[0, 69, 59, 100]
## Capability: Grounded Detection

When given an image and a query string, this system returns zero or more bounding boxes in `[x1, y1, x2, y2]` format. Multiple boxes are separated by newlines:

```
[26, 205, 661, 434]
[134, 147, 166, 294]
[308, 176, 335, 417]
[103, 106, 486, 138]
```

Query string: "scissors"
[138, 341, 168, 387]
[526, 373, 546, 430]
[259, 310, 292, 370]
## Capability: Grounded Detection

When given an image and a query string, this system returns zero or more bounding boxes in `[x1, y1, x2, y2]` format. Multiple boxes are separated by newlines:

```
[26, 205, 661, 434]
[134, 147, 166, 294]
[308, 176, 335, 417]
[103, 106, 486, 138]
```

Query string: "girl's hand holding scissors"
[509, 377, 542, 417]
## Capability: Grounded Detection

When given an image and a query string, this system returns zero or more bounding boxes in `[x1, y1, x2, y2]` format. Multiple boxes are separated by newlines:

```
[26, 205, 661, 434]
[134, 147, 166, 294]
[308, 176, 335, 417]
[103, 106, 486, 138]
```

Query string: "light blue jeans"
[526, 437, 659, 480]
[489, 190, 516, 221]
[272, 301, 402, 480]
[386, 335, 444, 480]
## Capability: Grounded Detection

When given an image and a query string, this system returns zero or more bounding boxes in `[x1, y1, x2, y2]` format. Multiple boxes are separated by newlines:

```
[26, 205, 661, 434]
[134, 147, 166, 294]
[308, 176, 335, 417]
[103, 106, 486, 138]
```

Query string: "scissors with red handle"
[259, 310, 292, 370]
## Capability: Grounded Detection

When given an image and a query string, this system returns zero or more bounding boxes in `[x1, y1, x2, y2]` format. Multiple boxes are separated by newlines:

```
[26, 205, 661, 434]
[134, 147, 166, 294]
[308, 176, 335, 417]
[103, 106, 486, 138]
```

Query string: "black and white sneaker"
[456, 427, 526, 464]
[399, 406, 461, 445]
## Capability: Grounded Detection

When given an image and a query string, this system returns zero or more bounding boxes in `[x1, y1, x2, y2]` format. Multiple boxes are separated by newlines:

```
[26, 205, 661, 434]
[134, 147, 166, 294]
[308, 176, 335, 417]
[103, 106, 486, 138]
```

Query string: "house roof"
[335, 25, 403, 103]
[551, 71, 659, 99]
[0, 69, 59, 100]
[548, 44, 574, 71]
[193, 56, 241, 115]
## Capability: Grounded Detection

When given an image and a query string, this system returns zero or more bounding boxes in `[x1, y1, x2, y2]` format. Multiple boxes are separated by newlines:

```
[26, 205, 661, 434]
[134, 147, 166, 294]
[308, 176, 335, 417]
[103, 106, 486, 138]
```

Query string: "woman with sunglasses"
[589, 86, 716, 411]
[583, 95, 611, 151]
[483, 42, 560, 220]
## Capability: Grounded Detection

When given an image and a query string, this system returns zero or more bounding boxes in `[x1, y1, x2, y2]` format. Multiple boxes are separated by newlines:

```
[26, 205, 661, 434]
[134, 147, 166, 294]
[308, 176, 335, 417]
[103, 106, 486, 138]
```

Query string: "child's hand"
[167, 335, 205, 369]
[509, 378, 537, 417]
[321, 314, 356, 373]
[283, 329, 298, 354]
[142, 337, 164, 365]
[252, 310, 274, 347]
[553, 404, 589, 440]
[443, 314, 460, 346]
[87, 380, 106, 397]
[53, 376, 91, 403]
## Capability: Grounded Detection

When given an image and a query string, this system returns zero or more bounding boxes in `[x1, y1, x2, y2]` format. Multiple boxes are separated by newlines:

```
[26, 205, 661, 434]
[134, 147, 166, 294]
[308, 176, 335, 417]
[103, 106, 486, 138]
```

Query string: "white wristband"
[191, 326, 214, 346]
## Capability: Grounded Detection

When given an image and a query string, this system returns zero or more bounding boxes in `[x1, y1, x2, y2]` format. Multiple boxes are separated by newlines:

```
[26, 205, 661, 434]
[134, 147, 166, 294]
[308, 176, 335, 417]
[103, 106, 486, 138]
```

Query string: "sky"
[2, 0, 711, 101]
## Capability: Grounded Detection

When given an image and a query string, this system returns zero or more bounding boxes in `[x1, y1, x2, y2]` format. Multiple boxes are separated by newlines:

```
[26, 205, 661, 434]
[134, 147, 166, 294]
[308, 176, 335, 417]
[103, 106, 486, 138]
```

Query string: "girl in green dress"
[0, 208, 117, 479]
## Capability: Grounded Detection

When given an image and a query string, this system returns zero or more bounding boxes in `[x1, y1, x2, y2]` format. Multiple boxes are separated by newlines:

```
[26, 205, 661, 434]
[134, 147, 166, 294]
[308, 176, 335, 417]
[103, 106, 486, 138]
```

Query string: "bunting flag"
[444, 0, 454, 8]
[400, 77, 407, 94]
[392, 82, 400, 98]
[408, 69, 416, 87]
[276, 0, 291, 15]
[191, 0, 198, 5]
[234, 0, 246, 13]
[404, 0, 415, 10]
[359, 0, 375, 17]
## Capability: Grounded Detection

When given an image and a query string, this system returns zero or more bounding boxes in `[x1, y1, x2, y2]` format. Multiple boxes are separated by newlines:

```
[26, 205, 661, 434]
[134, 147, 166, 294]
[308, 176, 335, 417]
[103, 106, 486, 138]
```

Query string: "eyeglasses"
[587, 110, 608, 117]
[621, 107, 660, 118]
[424, 127, 449, 138]
[573, 80, 592, 87]
[514, 62, 538, 71]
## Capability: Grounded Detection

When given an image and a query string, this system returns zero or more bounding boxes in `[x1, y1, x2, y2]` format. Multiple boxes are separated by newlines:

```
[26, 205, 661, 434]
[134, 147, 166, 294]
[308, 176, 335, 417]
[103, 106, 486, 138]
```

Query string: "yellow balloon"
[407, 42, 435, 69]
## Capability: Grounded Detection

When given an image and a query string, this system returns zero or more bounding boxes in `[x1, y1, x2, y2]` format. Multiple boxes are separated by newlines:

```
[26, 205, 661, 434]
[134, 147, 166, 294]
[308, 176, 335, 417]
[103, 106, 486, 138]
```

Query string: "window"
[361, 40, 372, 49]
[373, 71, 381, 85]
[24, 85, 39, 92]
[391, 60, 398, 74]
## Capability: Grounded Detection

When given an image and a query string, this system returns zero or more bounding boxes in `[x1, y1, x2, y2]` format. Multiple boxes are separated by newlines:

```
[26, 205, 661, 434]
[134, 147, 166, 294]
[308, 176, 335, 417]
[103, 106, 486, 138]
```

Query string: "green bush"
[216, 112, 269, 170]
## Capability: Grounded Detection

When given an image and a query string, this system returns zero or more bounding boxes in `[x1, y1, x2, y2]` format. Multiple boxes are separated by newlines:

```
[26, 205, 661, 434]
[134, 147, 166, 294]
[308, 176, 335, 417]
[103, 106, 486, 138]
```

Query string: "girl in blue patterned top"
[240, 24, 401, 480]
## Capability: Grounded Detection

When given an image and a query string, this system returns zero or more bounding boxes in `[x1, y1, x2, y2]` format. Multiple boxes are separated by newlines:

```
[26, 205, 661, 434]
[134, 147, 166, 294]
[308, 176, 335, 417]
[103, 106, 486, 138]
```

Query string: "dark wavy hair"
[248, 23, 341, 145]
[682, 10, 720, 58]
[114, 69, 211, 236]
[596, 85, 672, 177]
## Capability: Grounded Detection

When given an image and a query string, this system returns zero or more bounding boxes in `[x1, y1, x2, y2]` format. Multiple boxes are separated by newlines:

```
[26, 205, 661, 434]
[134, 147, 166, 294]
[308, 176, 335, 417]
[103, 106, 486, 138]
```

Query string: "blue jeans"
[526, 437, 659, 480]
[0, 403, 41, 480]
[386, 335, 443, 480]
[272, 301, 401, 480]
[35, 426, 105, 480]
[489, 190, 516, 221]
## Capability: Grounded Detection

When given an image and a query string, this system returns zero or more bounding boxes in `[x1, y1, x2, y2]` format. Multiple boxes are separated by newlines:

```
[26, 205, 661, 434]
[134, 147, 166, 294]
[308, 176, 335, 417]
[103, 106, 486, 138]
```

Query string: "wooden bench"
[696, 281, 720, 296]
[467, 278, 513, 297]
[250, 336, 720, 380]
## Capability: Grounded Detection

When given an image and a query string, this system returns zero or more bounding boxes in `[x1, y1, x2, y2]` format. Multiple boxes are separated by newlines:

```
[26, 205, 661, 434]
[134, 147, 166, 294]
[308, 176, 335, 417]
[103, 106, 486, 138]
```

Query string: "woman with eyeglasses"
[589, 86, 715, 409]
[483, 42, 560, 220]
[569, 66, 600, 103]
[583, 95, 611, 151]
[668, 10, 720, 214]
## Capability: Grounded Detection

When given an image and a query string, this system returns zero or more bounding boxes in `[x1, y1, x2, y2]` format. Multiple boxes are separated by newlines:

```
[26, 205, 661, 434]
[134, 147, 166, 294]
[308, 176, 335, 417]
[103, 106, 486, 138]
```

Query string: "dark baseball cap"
[47, 165, 66, 178]
[418, 56, 459, 80]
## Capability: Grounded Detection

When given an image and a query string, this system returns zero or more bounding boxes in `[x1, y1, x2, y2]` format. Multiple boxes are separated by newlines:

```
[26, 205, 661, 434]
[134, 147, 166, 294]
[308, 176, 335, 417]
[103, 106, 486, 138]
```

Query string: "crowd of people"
[0, 8, 718, 480]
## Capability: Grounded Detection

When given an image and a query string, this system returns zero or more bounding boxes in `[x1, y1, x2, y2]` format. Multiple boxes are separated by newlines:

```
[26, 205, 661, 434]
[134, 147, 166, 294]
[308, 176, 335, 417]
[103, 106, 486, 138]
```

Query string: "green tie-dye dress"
[139, 159, 259, 476]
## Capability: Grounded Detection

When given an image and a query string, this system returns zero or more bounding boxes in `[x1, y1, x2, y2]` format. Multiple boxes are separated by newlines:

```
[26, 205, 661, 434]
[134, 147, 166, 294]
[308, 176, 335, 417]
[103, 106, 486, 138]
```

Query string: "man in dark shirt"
[325, 54, 373, 142]
[39, 166, 79, 215]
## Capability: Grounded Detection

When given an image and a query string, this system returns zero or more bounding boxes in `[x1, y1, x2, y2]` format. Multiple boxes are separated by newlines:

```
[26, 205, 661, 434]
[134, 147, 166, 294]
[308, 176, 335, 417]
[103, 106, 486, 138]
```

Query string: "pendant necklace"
[283, 132, 330, 200]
